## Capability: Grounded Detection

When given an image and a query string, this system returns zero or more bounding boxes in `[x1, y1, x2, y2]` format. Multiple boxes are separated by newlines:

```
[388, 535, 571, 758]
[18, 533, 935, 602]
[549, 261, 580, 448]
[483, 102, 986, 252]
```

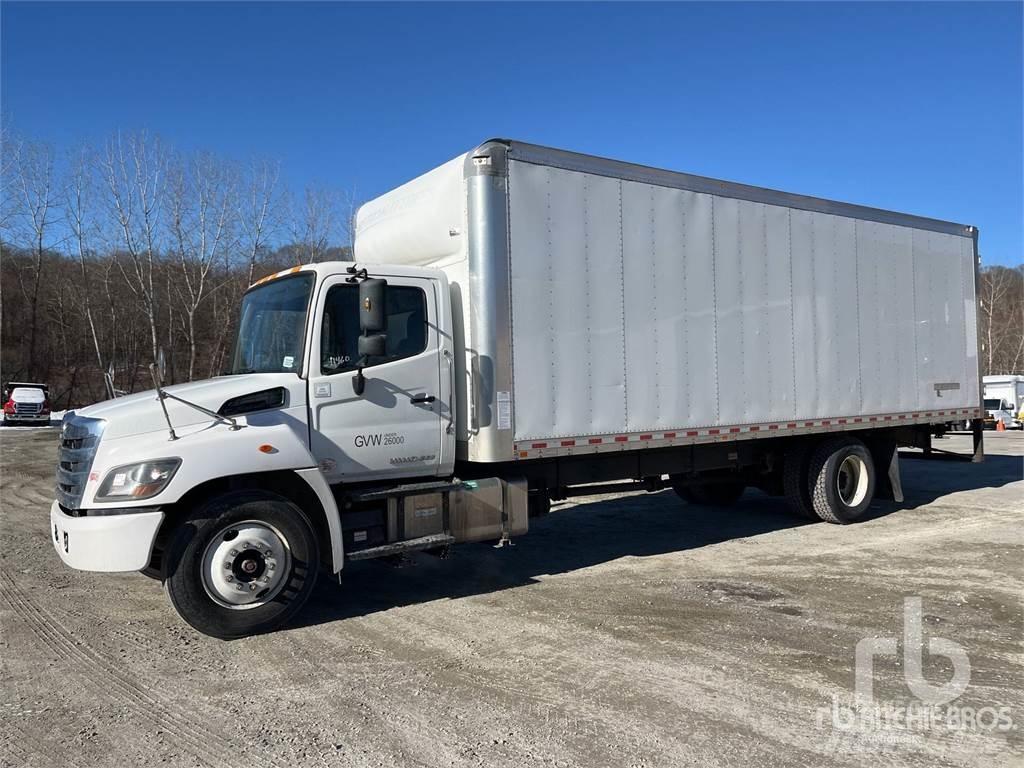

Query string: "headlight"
[96, 459, 181, 502]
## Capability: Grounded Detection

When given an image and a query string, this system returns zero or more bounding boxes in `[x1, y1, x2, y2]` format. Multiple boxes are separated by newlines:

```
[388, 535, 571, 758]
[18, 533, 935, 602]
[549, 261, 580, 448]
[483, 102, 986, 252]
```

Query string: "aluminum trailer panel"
[354, 140, 982, 463]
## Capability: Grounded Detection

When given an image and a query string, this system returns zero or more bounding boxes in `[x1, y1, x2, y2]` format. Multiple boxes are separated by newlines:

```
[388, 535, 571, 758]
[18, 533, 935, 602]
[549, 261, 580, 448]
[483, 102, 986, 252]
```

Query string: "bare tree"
[979, 265, 1024, 375]
[1, 128, 361, 408]
[238, 157, 282, 285]
[168, 151, 235, 380]
[101, 131, 166, 364]
[64, 144, 109, 390]
[0, 127, 21, 237]
[288, 183, 342, 264]
[9, 139, 60, 379]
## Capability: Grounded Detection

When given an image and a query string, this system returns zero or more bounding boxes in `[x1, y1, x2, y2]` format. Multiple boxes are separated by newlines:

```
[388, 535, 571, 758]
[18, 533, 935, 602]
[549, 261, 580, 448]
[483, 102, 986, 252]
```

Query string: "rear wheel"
[806, 437, 876, 524]
[783, 444, 816, 520]
[163, 490, 319, 639]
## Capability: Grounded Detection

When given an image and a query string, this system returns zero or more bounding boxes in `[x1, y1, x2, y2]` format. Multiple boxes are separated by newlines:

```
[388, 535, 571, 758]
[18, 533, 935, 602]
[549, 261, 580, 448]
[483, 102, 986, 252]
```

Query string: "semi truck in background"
[50, 140, 984, 638]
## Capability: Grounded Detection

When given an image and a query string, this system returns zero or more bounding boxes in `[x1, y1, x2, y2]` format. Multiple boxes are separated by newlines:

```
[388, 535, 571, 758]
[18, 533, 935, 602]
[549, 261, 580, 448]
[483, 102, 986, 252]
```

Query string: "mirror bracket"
[345, 265, 369, 283]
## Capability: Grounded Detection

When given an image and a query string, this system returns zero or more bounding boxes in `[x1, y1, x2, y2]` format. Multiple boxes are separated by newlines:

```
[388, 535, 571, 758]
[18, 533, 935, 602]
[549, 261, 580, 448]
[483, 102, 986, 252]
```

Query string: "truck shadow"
[293, 450, 1022, 629]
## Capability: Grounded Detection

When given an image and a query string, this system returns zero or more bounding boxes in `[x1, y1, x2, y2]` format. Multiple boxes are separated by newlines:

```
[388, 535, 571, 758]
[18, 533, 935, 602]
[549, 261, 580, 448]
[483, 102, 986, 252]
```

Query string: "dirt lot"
[1, 427, 1021, 768]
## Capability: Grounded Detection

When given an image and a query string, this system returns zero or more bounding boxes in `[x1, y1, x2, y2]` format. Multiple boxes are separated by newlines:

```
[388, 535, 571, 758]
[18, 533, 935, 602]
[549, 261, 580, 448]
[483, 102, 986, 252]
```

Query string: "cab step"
[348, 479, 463, 503]
[346, 533, 456, 561]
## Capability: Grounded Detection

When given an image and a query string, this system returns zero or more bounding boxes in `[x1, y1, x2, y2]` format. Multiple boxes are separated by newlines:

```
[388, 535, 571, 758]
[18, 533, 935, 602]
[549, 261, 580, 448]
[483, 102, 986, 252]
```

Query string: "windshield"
[227, 274, 314, 374]
[983, 398, 1004, 410]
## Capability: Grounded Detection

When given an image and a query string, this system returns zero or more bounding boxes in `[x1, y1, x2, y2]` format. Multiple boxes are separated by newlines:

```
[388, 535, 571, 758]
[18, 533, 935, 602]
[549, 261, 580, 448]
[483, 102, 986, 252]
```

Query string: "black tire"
[163, 490, 320, 639]
[783, 444, 817, 520]
[681, 482, 746, 507]
[527, 490, 551, 517]
[806, 437, 876, 524]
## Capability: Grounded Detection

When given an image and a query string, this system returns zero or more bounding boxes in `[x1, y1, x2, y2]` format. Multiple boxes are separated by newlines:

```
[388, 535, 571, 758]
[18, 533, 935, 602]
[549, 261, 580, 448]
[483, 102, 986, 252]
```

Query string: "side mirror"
[353, 278, 388, 396]
[359, 279, 387, 333]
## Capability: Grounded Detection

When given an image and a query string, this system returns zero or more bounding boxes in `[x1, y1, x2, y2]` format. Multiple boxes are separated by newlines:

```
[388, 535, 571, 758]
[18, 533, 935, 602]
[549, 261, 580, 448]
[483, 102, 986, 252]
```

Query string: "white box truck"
[51, 140, 984, 638]
[982, 374, 1024, 428]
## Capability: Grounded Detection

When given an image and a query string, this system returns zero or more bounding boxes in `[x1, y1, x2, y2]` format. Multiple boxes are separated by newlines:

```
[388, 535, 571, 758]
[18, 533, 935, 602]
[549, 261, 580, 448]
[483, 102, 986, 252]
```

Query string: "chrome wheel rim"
[836, 455, 869, 507]
[201, 520, 292, 610]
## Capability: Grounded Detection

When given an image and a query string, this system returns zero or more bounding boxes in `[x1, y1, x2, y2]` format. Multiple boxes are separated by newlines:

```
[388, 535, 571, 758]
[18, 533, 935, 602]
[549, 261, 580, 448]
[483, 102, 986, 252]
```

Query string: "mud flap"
[886, 447, 904, 504]
[870, 438, 904, 504]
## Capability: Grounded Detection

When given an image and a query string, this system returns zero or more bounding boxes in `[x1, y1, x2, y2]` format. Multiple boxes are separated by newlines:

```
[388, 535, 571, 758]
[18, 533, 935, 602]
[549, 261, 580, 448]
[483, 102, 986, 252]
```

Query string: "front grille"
[14, 402, 42, 414]
[55, 413, 105, 510]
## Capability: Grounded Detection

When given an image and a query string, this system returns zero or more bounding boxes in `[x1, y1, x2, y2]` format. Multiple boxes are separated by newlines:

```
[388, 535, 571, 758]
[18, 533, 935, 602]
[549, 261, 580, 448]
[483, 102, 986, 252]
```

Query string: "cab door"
[307, 274, 448, 483]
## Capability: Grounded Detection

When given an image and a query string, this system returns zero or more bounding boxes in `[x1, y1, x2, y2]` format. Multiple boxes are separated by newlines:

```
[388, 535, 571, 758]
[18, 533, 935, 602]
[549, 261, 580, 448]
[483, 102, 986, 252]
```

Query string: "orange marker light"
[258, 444, 277, 454]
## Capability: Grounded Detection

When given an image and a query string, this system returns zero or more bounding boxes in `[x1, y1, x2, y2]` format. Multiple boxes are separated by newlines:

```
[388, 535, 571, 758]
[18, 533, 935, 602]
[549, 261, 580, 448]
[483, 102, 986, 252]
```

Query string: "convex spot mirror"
[357, 333, 386, 358]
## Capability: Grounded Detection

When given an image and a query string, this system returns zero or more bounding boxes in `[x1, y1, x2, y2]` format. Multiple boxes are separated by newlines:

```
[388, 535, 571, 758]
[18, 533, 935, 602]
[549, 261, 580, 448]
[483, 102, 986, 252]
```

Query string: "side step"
[348, 480, 463, 503]
[346, 533, 456, 561]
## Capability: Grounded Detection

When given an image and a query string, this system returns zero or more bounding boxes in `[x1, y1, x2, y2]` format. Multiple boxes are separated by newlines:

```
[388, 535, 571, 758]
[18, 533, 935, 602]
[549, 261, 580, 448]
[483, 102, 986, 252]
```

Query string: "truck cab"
[51, 262, 524, 639]
[982, 397, 1015, 430]
[235, 264, 457, 483]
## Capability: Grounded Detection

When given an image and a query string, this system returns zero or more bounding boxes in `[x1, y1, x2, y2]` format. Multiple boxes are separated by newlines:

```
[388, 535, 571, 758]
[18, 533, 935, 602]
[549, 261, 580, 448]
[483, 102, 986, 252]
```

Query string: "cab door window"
[320, 284, 427, 375]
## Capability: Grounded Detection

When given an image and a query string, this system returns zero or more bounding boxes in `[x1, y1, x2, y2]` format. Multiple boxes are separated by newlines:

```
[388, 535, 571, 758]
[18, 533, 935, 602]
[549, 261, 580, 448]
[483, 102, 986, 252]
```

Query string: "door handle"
[410, 394, 436, 404]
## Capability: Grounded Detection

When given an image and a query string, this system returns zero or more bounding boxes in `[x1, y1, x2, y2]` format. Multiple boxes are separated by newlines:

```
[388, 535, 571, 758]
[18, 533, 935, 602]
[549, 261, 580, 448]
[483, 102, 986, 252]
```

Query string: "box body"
[355, 141, 982, 463]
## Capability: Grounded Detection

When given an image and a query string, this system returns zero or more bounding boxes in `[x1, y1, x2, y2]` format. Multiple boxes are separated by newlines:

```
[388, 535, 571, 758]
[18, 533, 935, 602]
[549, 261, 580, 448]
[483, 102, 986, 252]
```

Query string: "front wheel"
[163, 490, 320, 639]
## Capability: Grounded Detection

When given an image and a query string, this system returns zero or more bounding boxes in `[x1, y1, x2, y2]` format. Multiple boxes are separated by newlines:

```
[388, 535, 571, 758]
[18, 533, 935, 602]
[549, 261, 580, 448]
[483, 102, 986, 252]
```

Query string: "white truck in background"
[3, 382, 51, 426]
[982, 375, 1024, 429]
[51, 140, 984, 638]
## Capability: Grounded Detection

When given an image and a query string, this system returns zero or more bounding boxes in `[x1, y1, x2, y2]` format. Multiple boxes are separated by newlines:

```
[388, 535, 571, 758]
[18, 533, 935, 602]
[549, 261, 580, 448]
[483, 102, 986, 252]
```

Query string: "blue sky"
[2, 1, 1021, 265]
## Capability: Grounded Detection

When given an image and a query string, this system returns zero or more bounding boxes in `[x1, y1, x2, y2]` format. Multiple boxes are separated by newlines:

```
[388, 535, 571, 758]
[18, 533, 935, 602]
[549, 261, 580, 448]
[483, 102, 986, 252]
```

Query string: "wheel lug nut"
[229, 549, 238, 557]
[249, 584, 257, 591]
[235, 584, 243, 591]
[224, 561, 232, 569]
[225, 574, 233, 582]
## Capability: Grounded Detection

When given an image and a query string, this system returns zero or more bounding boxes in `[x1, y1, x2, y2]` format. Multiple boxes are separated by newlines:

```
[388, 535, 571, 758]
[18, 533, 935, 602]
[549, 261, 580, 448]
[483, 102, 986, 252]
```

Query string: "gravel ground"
[1, 427, 1021, 768]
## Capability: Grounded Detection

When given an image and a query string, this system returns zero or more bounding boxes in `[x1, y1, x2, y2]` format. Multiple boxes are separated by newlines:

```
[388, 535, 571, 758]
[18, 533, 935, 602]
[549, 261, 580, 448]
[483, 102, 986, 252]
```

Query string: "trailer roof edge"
[481, 139, 973, 239]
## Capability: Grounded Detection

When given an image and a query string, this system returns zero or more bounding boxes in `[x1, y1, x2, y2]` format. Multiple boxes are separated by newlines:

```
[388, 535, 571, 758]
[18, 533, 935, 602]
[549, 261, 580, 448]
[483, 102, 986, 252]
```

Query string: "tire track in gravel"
[0, 569, 287, 768]
[1, 472, 53, 509]
[1, 468, 56, 515]
[0, 720, 34, 768]
[0, 705, 88, 768]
